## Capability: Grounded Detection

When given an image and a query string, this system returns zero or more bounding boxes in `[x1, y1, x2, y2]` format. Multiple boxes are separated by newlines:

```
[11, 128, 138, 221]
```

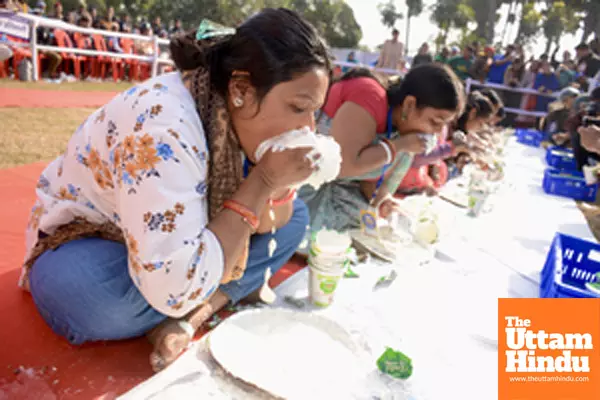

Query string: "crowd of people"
[6, 6, 600, 375]
[370, 29, 600, 120]
[1, 0, 184, 81]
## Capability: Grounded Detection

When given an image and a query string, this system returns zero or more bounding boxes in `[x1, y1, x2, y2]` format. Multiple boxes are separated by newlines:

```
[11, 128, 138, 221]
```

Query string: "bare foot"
[147, 289, 230, 372]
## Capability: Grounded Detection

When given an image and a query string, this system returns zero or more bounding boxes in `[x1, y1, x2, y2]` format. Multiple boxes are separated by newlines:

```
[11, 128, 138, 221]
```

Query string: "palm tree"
[405, 0, 424, 55]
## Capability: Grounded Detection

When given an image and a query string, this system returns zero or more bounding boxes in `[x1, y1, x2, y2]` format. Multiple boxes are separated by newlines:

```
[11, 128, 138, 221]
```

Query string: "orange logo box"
[498, 298, 600, 400]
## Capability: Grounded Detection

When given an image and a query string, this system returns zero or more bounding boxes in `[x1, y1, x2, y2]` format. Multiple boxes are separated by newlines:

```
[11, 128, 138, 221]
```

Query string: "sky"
[345, 0, 583, 56]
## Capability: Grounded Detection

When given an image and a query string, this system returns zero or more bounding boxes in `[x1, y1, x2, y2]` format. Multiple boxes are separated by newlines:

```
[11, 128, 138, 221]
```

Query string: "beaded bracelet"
[223, 200, 259, 233]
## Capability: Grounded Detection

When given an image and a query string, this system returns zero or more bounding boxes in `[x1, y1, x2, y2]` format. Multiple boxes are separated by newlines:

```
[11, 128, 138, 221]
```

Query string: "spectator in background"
[376, 28, 404, 71]
[534, 59, 560, 113]
[411, 43, 433, 68]
[170, 19, 184, 37]
[551, 48, 572, 70]
[556, 60, 577, 89]
[120, 14, 132, 32]
[108, 22, 123, 53]
[341, 51, 358, 73]
[16, 0, 28, 13]
[435, 47, 450, 64]
[89, 7, 101, 29]
[542, 87, 580, 147]
[34, 0, 45, 15]
[101, 6, 116, 29]
[568, 88, 600, 169]
[487, 44, 515, 84]
[52, 1, 63, 20]
[65, 11, 77, 29]
[448, 45, 474, 81]
[450, 46, 460, 58]
[503, 57, 525, 126]
[576, 42, 600, 89]
[136, 23, 154, 56]
[470, 46, 493, 83]
[75, 12, 93, 49]
[152, 16, 164, 35]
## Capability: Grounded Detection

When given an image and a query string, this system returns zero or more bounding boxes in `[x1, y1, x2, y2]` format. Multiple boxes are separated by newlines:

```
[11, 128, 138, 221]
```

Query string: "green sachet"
[344, 265, 359, 278]
[377, 347, 413, 379]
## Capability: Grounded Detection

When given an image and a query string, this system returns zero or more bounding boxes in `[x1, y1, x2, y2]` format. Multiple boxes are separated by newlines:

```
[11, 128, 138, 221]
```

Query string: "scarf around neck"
[181, 33, 248, 283]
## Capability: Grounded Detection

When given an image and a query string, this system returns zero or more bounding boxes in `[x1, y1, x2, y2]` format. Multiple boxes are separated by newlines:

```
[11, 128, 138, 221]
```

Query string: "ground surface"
[1, 80, 599, 399]
[0, 82, 303, 399]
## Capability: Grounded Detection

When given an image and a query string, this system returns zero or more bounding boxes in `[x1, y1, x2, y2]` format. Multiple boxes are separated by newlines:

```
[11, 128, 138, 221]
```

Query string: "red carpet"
[0, 162, 305, 399]
[0, 88, 118, 108]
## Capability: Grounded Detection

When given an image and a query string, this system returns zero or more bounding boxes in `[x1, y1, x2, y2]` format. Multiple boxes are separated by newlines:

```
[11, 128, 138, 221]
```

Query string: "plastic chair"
[9, 37, 45, 80]
[118, 37, 139, 81]
[92, 34, 119, 82]
[52, 29, 85, 79]
[72, 32, 95, 78]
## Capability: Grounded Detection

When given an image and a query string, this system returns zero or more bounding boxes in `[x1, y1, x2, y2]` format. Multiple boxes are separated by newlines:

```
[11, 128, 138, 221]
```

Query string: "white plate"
[349, 229, 435, 266]
[207, 308, 371, 400]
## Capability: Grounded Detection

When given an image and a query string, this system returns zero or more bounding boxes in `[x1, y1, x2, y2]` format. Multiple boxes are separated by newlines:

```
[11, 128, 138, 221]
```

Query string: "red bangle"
[223, 200, 259, 232]
[380, 138, 397, 163]
[269, 189, 297, 207]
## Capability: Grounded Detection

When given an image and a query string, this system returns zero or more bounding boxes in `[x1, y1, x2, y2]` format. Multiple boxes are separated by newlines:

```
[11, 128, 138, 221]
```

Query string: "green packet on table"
[377, 347, 413, 379]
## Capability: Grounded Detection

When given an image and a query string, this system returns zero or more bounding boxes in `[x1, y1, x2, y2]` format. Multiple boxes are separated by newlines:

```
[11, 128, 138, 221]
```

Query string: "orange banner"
[498, 298, 600, 400]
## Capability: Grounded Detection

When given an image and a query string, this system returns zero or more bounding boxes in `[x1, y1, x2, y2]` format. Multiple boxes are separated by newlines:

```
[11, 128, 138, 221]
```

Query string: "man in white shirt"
[376, 28, 404, 71]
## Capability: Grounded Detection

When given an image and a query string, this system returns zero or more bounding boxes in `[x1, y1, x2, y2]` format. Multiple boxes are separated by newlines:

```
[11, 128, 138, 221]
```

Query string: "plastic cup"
[468, 188, 489, 217]
[308, 265, 344, 307]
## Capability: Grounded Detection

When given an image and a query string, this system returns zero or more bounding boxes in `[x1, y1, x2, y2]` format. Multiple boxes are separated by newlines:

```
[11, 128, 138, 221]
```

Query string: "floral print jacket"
[20, 72, 224, 318]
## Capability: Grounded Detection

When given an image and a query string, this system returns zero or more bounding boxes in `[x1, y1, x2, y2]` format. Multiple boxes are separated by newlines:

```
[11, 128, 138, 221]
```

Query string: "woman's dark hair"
[496, 106, 506, 119]
[337, 67, 387, 87]
[456, 91, 494, 132]
[387, 64, 465, 112]
[169, 8, 331, 103]
[480, 88, 503, 108]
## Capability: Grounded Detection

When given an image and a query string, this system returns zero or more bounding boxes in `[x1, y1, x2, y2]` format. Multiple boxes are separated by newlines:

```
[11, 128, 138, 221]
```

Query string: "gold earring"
[233, 97, 244, 107]
[402, 112, 407, 121]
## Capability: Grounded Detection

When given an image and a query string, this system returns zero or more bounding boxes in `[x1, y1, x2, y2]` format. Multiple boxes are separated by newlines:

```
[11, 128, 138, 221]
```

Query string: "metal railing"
[2, 12, 405, 81]
[465, 78, 559, 119]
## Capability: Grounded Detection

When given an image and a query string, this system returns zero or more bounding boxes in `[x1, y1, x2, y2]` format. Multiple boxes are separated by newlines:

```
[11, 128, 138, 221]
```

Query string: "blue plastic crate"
[541, 233, 600, 298]
[545, 146, 577, 171]
[516, 128, 544, 147]
[542, 168, 598, 202]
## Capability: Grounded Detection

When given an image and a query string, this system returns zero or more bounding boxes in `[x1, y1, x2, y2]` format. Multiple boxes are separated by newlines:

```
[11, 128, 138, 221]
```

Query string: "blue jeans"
[29, 199, 308, 345]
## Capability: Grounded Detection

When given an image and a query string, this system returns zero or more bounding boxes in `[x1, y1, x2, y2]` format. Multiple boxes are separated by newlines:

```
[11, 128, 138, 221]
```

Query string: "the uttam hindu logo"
[504, 316, 592, 373]
[498, 298, 600, 400]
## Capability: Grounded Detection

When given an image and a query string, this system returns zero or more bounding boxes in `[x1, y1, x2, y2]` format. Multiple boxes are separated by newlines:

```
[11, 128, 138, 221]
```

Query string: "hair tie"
[196, 19, 236, 40]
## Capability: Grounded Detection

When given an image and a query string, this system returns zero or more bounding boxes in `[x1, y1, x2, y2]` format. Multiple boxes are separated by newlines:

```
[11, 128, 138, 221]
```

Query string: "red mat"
[0, 88, 118, 108]
[0, 162, 305, 399]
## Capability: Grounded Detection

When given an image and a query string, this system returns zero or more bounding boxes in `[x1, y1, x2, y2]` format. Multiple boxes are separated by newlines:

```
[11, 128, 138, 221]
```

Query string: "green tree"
[541, 1, 580, 54]
[515, 0, 542, 46]
[430, 0, 475, 47]
[467, 0, 498, 44]
[378, 0, 403, 30]
[405, 0, 423, 54]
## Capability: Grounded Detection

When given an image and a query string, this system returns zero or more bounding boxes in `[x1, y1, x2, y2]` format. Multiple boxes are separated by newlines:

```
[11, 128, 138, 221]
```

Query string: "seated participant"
[299, 64, 464, 237]
[541, 87, 579, 147]
[568, 88, 600, 170]
[21, 9, 330, 373]
[445, 91, 495, 179]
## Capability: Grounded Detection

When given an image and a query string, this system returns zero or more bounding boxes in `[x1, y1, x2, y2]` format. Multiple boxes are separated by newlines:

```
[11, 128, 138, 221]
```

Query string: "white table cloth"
[119, 139, 595, 400]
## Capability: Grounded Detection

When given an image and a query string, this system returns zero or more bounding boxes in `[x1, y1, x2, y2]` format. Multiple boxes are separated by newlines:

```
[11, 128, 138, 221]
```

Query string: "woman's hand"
[254, 147, 318, 191]
[378, 198, 402, 220]
[256, 188, 294, 233]
[393, 133, 429, 154]
[578, 125, 600, 153]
